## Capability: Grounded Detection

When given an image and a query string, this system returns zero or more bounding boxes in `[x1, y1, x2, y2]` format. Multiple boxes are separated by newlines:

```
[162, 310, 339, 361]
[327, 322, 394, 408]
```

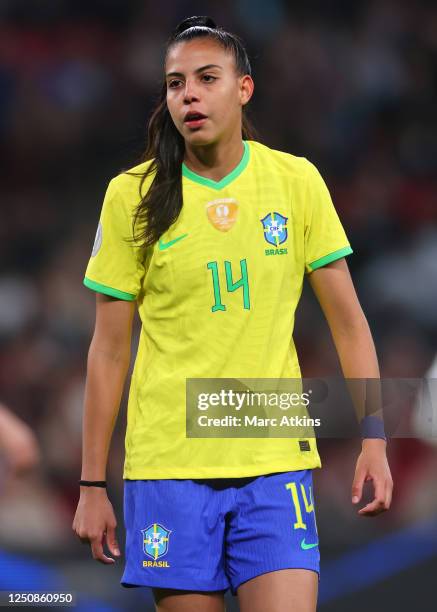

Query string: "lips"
[184, 111, 208, 128]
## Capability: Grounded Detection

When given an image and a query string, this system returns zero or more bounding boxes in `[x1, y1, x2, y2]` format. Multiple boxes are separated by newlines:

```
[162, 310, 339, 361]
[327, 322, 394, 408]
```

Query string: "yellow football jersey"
[84, 140, 353, 479]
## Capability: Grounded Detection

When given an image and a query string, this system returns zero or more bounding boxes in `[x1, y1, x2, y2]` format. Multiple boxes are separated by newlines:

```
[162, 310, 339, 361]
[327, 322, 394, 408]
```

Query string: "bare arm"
[73, 293, 135, 563]
[0, 404, 40, 475]
[308, 258, 379, 379]
[308, 258, 393, 515]
[308, 257, 381, 423]
[81, 293, 135, 481]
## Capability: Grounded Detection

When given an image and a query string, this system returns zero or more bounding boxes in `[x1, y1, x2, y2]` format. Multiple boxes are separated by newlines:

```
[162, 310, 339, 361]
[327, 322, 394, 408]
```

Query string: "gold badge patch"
[206, 199, 238, 232]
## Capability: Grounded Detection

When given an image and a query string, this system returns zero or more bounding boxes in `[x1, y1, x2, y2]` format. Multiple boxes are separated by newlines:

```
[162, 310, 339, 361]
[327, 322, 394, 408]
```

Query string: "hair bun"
[173, 16, 217, 37]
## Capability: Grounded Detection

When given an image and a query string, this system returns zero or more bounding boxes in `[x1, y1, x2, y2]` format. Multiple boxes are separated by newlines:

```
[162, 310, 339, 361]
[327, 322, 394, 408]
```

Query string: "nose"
[183, 79, 200, 104]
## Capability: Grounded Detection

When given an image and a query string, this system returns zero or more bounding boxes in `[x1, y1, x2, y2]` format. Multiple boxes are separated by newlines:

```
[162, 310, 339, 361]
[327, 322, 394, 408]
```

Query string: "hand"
[351, 439, 393, 516]
[72, 487, 120, 564]
[0, 405, 40, 475]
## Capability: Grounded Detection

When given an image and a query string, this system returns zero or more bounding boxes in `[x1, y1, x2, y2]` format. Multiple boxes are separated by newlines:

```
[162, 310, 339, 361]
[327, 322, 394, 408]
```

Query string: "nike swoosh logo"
[300, 538, 318, 550]
[158, 233, 188, 251]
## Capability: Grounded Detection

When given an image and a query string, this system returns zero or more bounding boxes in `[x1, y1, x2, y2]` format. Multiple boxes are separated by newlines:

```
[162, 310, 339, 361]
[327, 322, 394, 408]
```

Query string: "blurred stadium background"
[0, 1, 436, 610]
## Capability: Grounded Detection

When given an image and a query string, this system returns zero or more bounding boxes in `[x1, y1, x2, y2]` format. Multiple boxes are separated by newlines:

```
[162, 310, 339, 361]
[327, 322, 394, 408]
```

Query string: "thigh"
[121, 479, 230, 592]
[153, 588, 226, 612]
[226, 470, 320, 597]
[237, 568, 318, 612]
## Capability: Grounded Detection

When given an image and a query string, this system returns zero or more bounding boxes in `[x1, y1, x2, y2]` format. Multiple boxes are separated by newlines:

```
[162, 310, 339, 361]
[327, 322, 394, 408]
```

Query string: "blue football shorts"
[121, 469, 320, 595]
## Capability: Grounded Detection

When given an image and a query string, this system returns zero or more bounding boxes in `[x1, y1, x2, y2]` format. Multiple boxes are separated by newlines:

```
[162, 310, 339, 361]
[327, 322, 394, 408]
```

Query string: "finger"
[385, 480, 393, 509]
[357, 472, 385, 514]
[105, 526, 121, 557]
[358, 486, 387, 516]
[351, 470, 366, 504]
[373, 475, 386, 507]
[358, 501, 384, 516]
[91, 535, 115, 564]
[358, 500, 386, 515]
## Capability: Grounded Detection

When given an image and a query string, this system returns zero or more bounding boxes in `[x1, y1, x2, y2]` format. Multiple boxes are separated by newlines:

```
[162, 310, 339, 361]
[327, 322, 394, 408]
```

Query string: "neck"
[183, 134, 245, 182]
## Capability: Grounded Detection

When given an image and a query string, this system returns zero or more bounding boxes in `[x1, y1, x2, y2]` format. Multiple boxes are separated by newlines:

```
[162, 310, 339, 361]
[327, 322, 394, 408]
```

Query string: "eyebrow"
[165, 64, 223, 78]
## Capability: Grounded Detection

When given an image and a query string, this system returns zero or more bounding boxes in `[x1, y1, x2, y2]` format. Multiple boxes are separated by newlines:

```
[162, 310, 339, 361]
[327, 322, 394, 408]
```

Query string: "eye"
[201, 74, 217, 83]
[168, 79, 183, 89]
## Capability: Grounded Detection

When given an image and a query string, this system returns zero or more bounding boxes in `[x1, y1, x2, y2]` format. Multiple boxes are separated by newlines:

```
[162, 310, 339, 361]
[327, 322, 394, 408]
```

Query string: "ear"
[239, 75, 254, 107]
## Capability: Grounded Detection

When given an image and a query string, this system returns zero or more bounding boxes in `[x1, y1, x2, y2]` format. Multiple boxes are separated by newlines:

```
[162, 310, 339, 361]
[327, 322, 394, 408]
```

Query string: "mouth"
[184, 111, 208, 129]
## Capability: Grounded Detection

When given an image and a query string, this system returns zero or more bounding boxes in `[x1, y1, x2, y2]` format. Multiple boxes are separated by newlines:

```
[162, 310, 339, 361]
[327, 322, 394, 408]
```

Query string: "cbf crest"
[142, 523, 172, 560]
[261, 212, 288, 246]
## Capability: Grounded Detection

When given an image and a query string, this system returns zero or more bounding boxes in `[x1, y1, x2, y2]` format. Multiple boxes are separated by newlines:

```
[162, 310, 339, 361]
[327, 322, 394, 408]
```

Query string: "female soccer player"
[73, 16, 393, 612]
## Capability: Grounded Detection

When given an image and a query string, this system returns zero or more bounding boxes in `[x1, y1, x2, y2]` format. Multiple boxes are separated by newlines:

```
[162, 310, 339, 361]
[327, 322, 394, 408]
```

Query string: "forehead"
[166, 38, 234, 74]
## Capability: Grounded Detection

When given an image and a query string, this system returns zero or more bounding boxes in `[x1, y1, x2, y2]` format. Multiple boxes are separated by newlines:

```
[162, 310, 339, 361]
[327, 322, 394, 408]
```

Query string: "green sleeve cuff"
[83, 277, 137, 301]
[308, 246, 353, 272]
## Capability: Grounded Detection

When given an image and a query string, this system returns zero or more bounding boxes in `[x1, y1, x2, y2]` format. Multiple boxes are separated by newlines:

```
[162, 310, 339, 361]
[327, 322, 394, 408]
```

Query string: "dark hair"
[126, 15, 257, 254]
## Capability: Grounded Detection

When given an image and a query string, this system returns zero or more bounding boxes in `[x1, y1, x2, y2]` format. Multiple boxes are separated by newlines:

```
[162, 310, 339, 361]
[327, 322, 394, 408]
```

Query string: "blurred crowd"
[0, 0, 436, 557]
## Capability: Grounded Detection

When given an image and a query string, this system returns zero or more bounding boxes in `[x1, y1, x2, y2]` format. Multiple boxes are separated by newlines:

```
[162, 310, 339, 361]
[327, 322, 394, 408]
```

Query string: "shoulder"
[247, 140, 313, 182]
[107, 159, 156, 204]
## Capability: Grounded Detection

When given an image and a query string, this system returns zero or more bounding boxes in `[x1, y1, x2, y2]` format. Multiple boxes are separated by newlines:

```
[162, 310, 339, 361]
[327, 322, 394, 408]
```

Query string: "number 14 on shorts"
[285, 480, 318, 534]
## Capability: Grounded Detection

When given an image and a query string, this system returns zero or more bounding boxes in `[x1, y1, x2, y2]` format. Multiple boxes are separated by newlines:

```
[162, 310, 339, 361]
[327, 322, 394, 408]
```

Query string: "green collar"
[182, 141, 250, 190]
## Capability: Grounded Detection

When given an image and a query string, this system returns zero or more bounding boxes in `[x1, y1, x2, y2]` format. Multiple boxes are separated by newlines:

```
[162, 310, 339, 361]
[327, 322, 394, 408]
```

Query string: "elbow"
[88, 335, 132, 367]
[330, 308, 371, 339]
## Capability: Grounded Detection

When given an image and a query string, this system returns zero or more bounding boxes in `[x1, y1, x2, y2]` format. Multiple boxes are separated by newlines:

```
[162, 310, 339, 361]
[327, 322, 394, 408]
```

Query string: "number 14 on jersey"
[207, 259, 250, 312]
